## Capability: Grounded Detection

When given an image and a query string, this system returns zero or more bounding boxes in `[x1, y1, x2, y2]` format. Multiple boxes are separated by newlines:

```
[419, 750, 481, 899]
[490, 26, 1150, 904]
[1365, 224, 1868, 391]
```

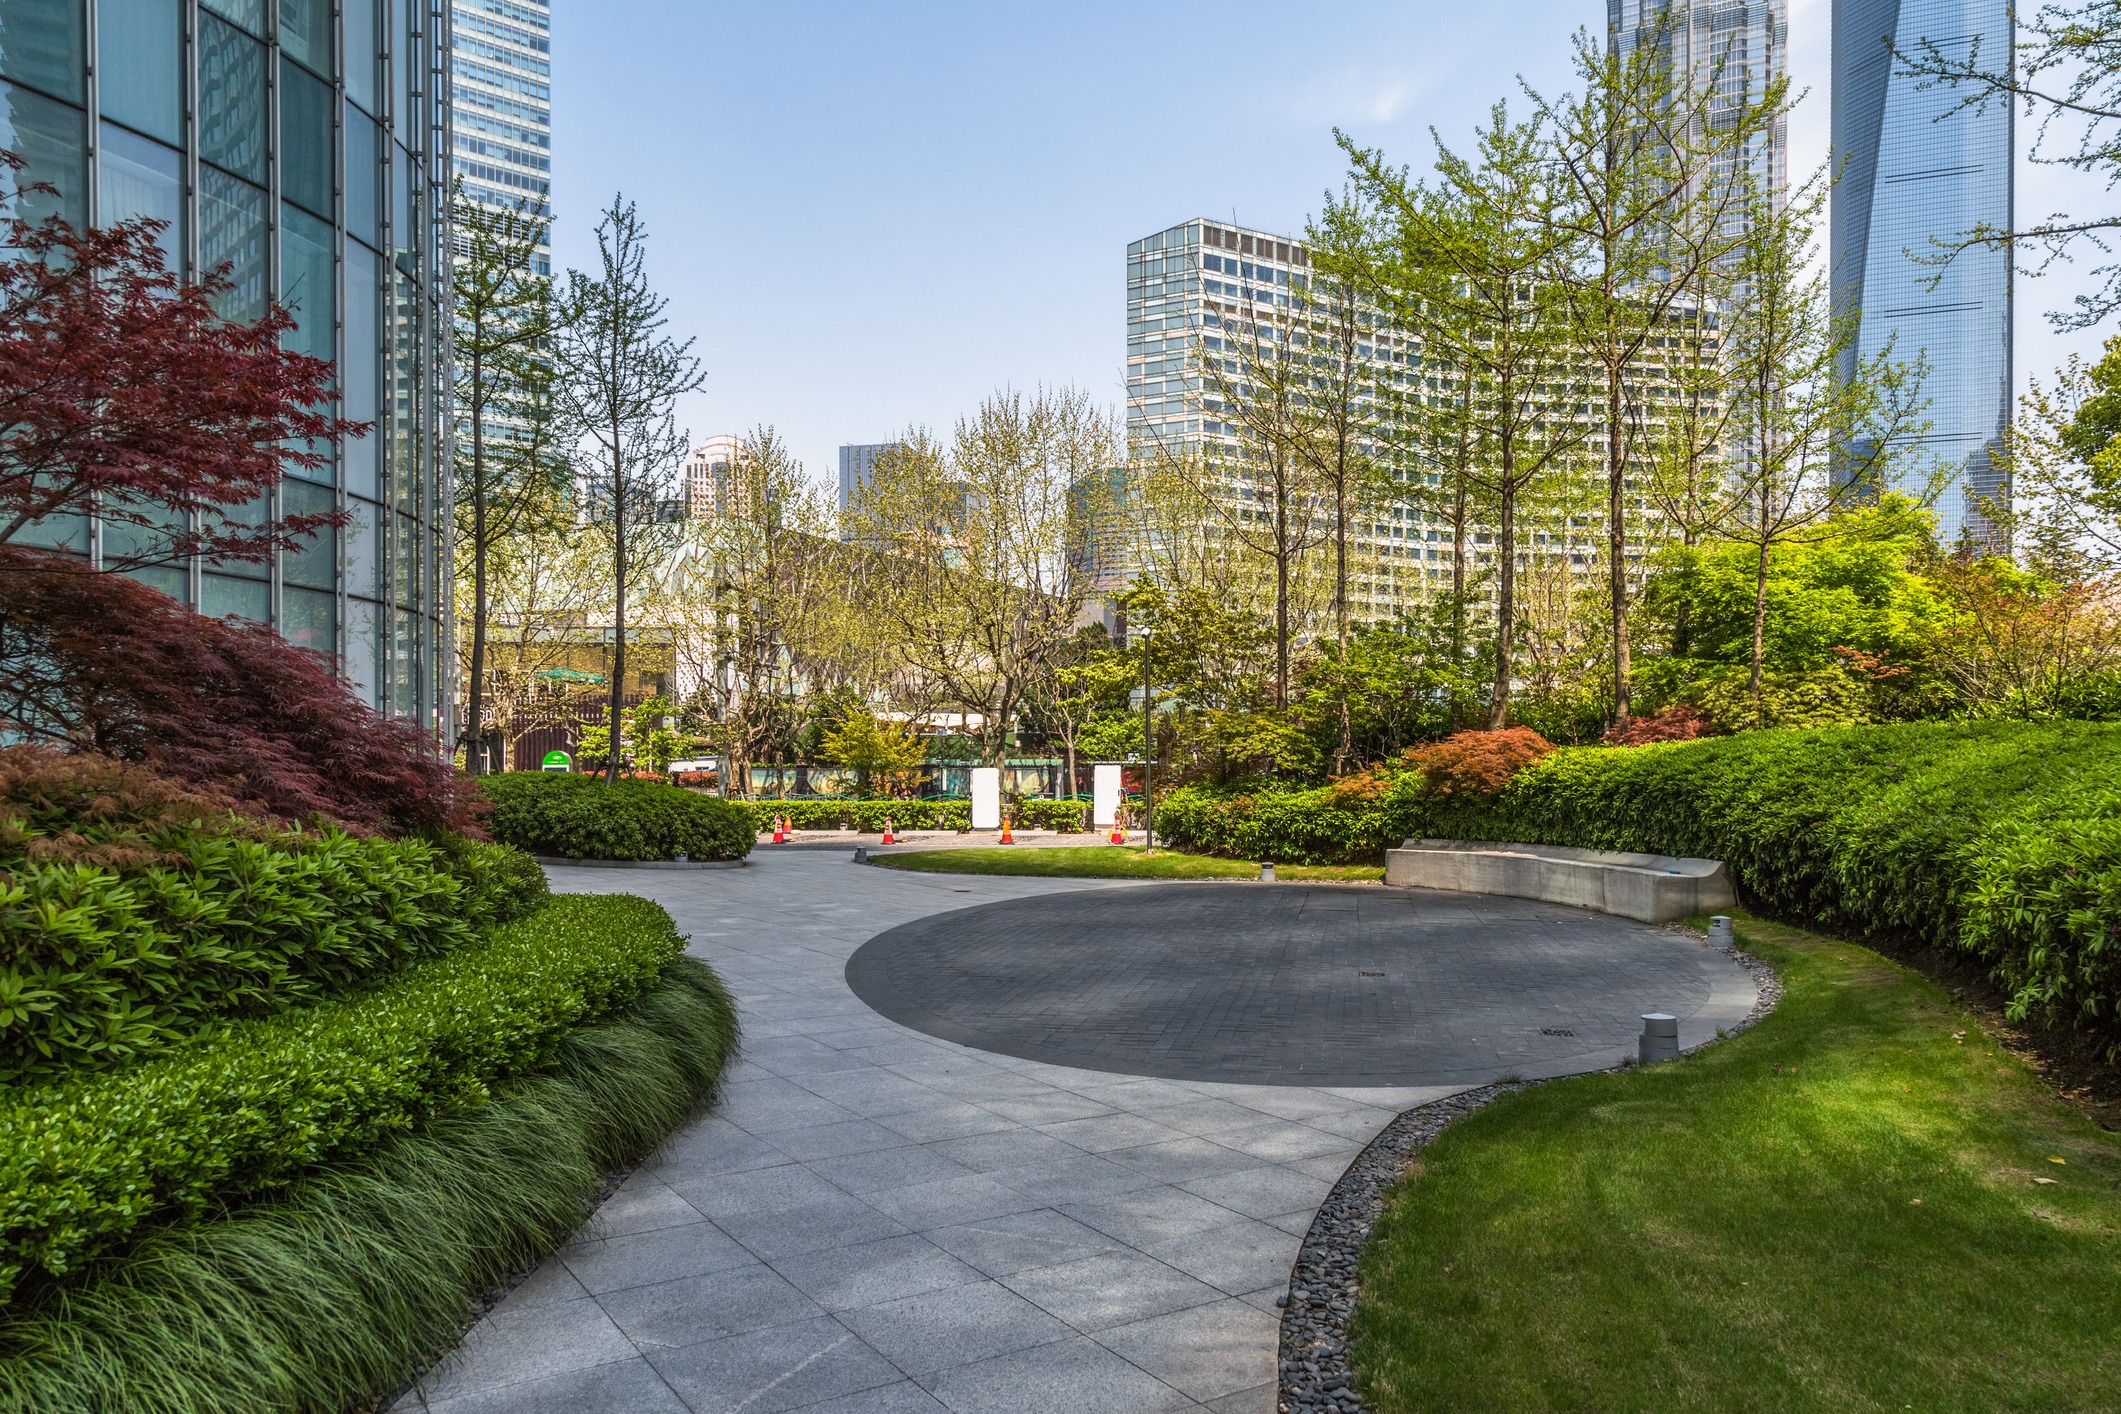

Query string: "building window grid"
[0, 0, 450, 727]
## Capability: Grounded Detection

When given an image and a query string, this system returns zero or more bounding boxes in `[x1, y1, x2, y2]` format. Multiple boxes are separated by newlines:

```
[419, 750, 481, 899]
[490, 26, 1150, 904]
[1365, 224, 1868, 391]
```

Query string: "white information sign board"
[970, 767, 1002, 830]
[1091, 763, 1122, 826]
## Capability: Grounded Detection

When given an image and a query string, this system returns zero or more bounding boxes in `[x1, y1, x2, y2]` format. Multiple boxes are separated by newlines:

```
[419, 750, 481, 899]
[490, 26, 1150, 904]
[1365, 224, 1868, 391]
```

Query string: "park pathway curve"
[394, 850, 1753, 1414]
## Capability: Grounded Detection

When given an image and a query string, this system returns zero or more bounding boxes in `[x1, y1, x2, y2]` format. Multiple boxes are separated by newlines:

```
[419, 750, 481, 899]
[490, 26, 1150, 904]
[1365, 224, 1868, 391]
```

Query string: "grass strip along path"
[1352, 917, 2121, 1412]
[873, 845, 1384, 882]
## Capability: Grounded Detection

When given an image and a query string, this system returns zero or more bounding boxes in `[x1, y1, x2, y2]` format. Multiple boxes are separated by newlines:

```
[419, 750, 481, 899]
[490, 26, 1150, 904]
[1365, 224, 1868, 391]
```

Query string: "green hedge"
[0, 891, 683, 1303]
[0, 956, 737, 1414]
[0, 831, 547, 1082]
[1155, 785, 1398, 864]
[739, 798, 1089, 832]
[1163, 723, 2121, 1048]
[481, 773, 754, 861]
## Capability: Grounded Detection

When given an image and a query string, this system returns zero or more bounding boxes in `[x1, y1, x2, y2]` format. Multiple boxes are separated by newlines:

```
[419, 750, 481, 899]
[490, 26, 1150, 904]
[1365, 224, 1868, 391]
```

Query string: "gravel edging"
[1276, 941, 1784, 1414]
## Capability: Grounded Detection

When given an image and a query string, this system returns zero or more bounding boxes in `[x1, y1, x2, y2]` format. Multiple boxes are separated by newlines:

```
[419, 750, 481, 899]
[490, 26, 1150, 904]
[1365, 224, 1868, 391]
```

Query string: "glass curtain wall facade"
[1832, 0, 2012, 545]
[1610, 0, 1789, 225]
[1126, 218, 1445, 622]
[448, 0, 545, 273]
[0, 0, 454, 730]
[1124, 218, 1699, 623]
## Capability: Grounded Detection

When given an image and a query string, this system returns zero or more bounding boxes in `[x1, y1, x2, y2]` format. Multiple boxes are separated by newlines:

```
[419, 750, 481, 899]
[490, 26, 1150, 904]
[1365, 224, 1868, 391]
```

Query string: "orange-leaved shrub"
[1602, 703, 1712, 747]
[1404, 728, 1555, 798]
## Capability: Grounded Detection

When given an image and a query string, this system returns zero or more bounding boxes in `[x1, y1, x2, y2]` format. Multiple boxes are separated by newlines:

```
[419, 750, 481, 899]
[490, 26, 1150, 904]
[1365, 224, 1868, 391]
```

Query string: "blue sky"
[549, 0, 2107, 490]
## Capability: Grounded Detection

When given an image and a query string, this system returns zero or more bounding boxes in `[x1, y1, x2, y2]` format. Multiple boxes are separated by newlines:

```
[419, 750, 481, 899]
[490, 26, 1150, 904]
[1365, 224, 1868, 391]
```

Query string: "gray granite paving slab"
[406, 852, 1752, 1412]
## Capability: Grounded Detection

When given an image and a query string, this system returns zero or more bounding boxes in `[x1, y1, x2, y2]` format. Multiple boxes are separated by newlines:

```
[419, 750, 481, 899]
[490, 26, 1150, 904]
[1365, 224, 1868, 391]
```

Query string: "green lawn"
[871, 845, 1384, 883]
[1352, 917, 2121, 1412]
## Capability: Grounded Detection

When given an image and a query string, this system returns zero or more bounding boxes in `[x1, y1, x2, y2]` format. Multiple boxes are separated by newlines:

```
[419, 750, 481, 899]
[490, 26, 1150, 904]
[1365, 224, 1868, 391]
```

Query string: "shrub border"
[0, 956, 739, 1414]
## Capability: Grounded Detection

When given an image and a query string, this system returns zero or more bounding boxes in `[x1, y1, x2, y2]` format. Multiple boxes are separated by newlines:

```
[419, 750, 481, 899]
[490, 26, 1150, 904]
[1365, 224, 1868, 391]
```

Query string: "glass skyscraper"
[1832, 0, 2013, 544]
[1610, 0, 1789, 227]
[0, 0, 454, 730]
[449, 0, 546, 275]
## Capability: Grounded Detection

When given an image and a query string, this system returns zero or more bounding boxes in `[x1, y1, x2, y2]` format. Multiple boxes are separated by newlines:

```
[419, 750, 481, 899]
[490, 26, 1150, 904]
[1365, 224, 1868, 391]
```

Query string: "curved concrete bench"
[1384, 838, 1736, 923]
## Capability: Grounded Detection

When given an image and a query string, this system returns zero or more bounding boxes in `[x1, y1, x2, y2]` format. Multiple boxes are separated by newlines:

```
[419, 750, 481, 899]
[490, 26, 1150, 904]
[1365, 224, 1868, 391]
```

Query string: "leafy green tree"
[553, 197, 704, 786]
[453, 191, 567, 774]
[1538, 19, 1780, 726]
[1640, 499, 1955, 718]
[818, 712, 927, 797]
[1339, 103, 1591, 729]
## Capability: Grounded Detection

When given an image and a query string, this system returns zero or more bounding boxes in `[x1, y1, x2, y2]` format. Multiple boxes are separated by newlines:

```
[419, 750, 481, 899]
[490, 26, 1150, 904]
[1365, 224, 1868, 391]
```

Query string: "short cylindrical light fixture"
[1708, 915, 1734, 949]
[852, 846, 869, 864]
[1260, 861, 1275, 882]
[1639, 1012, 1680, 1065]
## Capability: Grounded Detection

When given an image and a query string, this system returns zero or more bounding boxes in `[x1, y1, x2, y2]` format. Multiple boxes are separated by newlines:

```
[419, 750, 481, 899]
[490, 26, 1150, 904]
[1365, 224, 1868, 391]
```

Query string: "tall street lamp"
[1138, 624, 1154, 854]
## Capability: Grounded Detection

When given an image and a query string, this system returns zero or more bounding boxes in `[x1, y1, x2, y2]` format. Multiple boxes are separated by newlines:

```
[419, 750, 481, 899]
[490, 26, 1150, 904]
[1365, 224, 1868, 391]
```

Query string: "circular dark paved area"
[846, 883, 1752, 1086]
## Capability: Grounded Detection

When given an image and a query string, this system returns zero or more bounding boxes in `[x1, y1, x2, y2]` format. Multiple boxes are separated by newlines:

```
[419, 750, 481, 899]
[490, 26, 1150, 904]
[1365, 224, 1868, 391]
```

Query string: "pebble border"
[1276, 940, 1785, 1414]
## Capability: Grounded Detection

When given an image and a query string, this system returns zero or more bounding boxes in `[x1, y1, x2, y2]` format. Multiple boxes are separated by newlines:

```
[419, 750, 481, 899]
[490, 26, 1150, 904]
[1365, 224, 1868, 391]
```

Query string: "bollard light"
[1639, 1012, 1680, 1065]
[1260, 861, 1275, 882]
[1708, 915, 1734, 949]
[852, 846, 869, 864]
[675, 851, 688, 864]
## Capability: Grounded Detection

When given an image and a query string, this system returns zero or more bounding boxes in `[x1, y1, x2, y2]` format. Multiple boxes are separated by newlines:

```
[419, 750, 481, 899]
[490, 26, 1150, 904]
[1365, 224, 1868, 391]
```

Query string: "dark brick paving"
[845, 883, 1740, 1086]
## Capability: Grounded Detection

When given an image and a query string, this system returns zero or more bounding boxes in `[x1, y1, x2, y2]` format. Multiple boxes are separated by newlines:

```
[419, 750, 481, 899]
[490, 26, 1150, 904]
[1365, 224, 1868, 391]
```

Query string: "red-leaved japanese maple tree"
[0, 544, 478, 834]
[0, 190, 359, 569]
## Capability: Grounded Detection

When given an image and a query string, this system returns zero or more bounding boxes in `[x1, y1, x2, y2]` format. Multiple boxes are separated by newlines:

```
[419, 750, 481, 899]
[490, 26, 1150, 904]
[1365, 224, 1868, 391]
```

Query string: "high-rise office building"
[686, 434, 745, 519]
[1833, 0, 2012, 544]
[1127, 218, 1450, 621]
[1125, 217, 1700, 623]
[449, 0, 547, 274]
[0, 0, 455, 730]
[839, 442, 900, 516]
[1610, 0, 1789, 223]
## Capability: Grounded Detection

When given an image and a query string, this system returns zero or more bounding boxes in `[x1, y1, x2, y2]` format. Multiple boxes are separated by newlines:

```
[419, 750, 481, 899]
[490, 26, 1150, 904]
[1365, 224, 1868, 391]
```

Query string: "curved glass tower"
[1832, 0, 2013, 546]
[0, 0, 453, 731]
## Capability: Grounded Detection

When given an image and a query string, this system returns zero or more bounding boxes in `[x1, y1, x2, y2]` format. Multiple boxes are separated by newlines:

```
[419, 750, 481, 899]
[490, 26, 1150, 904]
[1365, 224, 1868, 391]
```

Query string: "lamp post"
[1138, 624, 1154, 854]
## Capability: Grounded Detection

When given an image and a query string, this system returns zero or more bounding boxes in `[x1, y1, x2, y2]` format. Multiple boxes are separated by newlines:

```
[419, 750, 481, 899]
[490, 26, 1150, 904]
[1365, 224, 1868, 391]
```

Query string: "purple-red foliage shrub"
[1602, 703, 1712, 747]
[0, 547, 477, 834]
[1404, 727, 1556, 799]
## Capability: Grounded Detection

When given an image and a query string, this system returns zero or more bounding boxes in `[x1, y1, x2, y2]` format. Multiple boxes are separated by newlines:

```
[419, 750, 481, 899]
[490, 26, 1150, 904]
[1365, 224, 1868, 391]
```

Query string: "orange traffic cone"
[999, 815, 1015, 845]
[772, 814, 786, 844]
[882, 817, 896, 845]
[1109, 819, 1124, 845]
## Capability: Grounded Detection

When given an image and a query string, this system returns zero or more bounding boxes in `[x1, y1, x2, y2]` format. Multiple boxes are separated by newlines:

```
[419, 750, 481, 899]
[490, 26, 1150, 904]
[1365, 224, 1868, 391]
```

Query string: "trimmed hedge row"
[738, 798, 1091, 832]
[0, 956, 739, 1413]
[0, 891, 684, 1303]
[481, 772, 754, 861]
[0, 831, 547, 1082]
[1162, 723, 2121, 1046]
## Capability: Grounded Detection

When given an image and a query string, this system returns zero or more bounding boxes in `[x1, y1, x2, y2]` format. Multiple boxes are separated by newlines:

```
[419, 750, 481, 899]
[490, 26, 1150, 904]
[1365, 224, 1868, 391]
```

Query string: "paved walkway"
[395, 854, 1753, 1414]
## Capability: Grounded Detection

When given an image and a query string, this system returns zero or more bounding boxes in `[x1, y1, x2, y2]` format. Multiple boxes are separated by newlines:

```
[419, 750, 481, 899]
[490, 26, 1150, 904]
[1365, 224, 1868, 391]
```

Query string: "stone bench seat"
[1384, 838, 1736, 923]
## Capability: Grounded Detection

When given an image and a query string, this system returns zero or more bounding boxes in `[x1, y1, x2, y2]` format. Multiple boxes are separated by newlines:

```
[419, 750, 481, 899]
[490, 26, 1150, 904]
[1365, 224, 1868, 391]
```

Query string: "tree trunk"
[1335, 450, 1352, 772]
[1749, 535, 1770, 726]
[1274, 461, 1290, 710]
[1606, 359, 1630, 725]
[467, 361, 489, 773]
[1488, 482, 1516, 731]
[605, 442, 627, 787]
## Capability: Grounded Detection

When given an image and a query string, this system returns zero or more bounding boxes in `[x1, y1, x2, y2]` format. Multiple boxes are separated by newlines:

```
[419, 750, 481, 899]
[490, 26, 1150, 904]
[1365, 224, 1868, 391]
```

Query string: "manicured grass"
[873, 845, 1384, 883]
[1351, 917, 2121, 1412]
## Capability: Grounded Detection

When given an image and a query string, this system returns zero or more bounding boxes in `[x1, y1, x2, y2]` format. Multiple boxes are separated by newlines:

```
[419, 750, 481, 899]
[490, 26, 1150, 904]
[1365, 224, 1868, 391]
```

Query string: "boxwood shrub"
[480, 772, 753, 861]
[0, 831, 547, 1082]
[1160, 722, 2121, 1048]
[0, 891, 683, 1303]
